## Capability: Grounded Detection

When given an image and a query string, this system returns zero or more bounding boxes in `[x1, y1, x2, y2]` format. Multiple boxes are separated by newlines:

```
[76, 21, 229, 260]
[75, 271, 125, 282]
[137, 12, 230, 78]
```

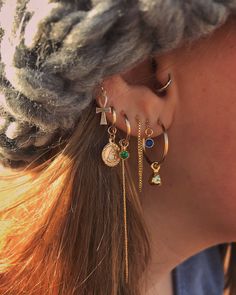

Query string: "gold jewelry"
[156, 73, 172, 94]
[102, 107, 120, 167]
[96, 86, 112, 125]
[143, 119, 155, 149]
[118, 113, 131, 284]
[143, 119, 169, 185]
[150, 57, 172, 95]
[136, 116, 143, 193]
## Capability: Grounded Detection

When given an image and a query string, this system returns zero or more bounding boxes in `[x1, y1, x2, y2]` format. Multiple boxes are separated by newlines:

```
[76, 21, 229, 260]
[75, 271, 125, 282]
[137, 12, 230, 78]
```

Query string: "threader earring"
[143, 118, 169, 185]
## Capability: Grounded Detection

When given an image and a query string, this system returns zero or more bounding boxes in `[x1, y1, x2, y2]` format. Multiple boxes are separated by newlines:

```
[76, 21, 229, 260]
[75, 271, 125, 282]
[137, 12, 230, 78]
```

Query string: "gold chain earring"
[143, 119, 169, 185]
[101, 106, 121, 167]
[135, 116, 143, 193]
[118, 113, 131, 284]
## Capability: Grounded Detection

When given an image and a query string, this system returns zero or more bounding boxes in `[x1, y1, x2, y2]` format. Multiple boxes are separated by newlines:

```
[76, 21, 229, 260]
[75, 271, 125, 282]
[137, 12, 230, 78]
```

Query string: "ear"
[96, 56, 178, 137]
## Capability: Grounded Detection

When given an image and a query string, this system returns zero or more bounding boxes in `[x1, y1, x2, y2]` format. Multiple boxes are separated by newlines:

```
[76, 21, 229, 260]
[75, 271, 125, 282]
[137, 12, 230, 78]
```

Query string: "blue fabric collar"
[172, 245, 225, 295]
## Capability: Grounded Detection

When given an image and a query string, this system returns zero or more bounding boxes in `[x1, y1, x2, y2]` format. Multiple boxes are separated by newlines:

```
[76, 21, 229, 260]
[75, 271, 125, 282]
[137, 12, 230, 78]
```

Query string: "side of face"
[168, 16, 236, 239]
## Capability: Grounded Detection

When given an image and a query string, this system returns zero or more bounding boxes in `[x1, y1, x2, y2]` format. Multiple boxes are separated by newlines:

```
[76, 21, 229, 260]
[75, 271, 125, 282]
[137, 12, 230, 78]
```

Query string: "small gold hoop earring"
[143, 119, 169, 185]
[156, 73, 172, 94]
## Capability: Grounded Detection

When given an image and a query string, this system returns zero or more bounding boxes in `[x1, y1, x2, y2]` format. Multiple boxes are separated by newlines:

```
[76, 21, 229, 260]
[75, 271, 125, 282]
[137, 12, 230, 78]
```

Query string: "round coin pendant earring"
[101, 106, 121, 167]
[136, 115, 144, 193]
[143, 119, 169, 186]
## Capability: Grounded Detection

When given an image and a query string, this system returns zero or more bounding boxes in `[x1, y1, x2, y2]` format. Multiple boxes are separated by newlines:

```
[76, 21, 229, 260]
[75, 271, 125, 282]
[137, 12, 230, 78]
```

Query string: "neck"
[127, 133, 223, 288]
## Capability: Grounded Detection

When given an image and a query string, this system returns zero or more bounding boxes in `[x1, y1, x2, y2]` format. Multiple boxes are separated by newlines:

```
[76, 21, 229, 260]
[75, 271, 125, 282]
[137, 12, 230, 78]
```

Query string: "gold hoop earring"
[156, 73, 172, 94]
[143, 119, 169, 185]
[102, 106, 121, 167]
[118, 113, 131, 284]
[119, 113, 131, 160]
[150, 56, 172, 95]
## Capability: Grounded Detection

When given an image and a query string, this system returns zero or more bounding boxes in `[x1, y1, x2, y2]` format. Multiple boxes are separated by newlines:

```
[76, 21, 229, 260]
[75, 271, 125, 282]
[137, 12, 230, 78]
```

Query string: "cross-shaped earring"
[96, 85, 112, 125]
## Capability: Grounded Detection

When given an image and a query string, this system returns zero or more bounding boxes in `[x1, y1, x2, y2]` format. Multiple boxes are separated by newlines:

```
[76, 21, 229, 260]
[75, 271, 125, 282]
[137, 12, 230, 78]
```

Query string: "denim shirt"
[172, 245, 225, 295]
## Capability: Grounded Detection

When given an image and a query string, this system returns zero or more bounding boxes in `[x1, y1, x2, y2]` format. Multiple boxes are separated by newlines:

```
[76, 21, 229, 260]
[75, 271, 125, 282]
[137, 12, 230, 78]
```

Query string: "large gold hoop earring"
[143, 119, 169, 185]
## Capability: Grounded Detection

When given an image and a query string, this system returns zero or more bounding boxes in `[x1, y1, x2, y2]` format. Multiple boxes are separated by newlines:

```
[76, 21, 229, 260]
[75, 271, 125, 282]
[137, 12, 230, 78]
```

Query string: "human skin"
[97, 16, 236, 294]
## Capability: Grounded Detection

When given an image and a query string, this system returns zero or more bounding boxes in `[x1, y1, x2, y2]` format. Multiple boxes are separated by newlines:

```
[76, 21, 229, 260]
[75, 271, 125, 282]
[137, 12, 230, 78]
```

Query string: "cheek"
[174, 38, 236, 239]
[177, 96, 236, 240]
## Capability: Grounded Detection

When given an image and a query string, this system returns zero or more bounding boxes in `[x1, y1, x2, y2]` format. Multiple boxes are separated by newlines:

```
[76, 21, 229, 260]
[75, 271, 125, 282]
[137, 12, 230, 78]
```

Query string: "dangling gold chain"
[121, 158, 129, 283]
[136, 116, 143, 192]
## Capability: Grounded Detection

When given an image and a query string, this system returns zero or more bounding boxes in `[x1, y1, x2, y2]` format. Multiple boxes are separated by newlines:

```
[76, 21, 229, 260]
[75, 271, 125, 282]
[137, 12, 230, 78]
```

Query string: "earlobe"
[95, 58, 178, 137]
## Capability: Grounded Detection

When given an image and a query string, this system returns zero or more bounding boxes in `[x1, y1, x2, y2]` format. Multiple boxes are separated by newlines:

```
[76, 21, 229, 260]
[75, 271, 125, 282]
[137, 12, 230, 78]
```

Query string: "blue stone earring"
[143, 119, 155, 149]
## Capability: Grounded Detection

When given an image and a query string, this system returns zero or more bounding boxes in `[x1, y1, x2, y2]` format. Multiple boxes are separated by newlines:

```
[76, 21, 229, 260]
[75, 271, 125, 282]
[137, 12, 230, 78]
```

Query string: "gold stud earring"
[118, 113, 131, 284]
[143, 119, 169, 185]
[102, 106, 121, 167]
